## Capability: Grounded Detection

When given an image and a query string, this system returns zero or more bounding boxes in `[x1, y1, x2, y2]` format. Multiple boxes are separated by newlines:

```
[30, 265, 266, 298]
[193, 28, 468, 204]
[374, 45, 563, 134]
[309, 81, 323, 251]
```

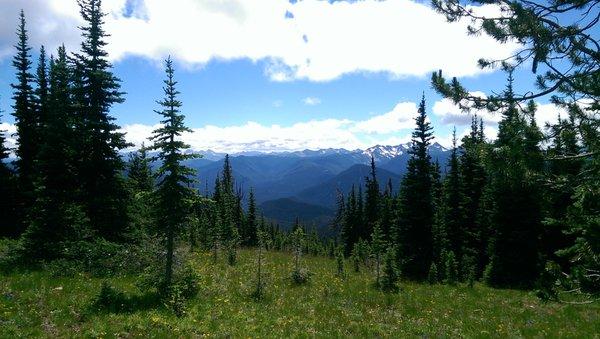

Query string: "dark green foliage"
[431, 160, 448, 265]
[340, 185, 364, 256]
[149, 57, 198, 292]
[459, 116, 487, 276]
[431, 0, 599, 111]
[335, 246, 345, 278]
[214, 155, 242, 260]
[72, 0, 130, 241]
[21, 46, 85, 260]
[431, 0, 599, 293]
[227, 243, 238, 266]
[127, 143, 154, 193]
[351, 244, 361, 272]
[554, 148, 600, 293]
[0, 110, 19, 238]
[443, 128, 464, 260]
[11, 10, 37, 212]
[371, 222, 386, 286]
[484, 78, 544, 288]
[381, 247, 399, 293]
[535, 261, 562, 302]
[397, 95, 434, 280]
[364, 156, 380, 239]
[443, 250, 458, 285]
[427, 262, 439, 284]
[126, 144, 155, 237]
[243, 188, 258, 247]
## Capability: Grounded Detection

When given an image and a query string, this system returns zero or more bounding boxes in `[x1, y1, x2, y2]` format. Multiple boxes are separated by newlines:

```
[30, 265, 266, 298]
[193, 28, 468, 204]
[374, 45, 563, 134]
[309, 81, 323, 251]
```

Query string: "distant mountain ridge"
[179, 143, 451, 230]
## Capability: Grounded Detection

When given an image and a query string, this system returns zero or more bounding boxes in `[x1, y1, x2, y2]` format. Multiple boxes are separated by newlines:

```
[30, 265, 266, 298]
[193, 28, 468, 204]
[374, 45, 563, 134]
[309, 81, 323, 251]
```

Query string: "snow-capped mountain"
[362, 143, 412, 162]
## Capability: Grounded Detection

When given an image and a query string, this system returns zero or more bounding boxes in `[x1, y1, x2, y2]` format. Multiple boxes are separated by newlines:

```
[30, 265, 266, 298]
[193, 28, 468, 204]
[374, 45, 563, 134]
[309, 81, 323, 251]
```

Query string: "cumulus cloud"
[1, 98, 568, 153]
[303, 97, 321, 106]
[0, 0, 518, 81]
[432, 93, 565, 137]
[353, 102, 418, 134]
[119, 101, 419, 152]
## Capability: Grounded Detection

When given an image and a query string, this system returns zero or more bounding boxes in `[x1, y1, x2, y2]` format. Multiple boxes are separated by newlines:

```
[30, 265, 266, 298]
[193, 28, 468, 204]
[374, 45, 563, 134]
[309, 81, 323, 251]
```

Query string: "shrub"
[335, 247, 345, 278]
[380, 247, 399, 293]
[0, 238, 26, 273]
[291, 267, 311, 285]
[427, 262, 439, 284]
[350, 244, 361, 272]
[443, 250, 458, 285]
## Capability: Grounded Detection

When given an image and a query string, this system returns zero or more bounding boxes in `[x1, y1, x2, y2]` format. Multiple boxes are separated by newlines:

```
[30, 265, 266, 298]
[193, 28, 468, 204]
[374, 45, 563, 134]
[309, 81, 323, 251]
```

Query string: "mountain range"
[183, 142, 451, 231]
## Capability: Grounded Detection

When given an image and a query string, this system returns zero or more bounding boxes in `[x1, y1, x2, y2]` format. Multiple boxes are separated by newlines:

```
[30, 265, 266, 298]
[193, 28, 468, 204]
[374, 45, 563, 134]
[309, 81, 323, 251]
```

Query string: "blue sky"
[0, 0, 563, 152]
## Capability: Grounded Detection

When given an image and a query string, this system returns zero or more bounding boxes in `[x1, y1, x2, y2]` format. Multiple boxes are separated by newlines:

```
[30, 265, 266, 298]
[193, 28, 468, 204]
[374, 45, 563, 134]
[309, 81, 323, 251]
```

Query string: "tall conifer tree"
[443, 128, 464, 260]
[244, 188, 258, 246]
[460, 116, 487, 275]
[11, 10, 36, 228]
[149, 57, 198, 291]
[73, 0, 129, 240]
[21, 46, 86, 260]
[364, 156, 380, 240]
[484, 76, 544, 287]
[128, 143, 154, 193]
[397, 94, 435, 280]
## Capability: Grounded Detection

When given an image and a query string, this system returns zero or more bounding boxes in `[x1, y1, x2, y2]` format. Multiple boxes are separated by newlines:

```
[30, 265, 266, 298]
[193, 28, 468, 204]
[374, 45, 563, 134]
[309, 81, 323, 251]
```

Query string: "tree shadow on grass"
[87, 282, 162, 315]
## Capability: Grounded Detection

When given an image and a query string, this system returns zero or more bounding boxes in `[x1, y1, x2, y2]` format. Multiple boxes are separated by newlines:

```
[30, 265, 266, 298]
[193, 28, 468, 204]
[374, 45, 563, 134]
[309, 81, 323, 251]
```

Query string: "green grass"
[1, 249, 599, 337]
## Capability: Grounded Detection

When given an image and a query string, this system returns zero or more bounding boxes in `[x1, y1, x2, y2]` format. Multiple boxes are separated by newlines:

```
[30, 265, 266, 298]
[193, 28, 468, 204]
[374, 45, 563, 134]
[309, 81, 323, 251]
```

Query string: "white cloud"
[0, 122, 17, 157]
[353, 102, 417, 134]
[116, 100, 419, 152]
[431, 91, 502, 126]
[1, 98, 569, 154]
[0, 0, 518, 81]
[1, 100, 418, 155]
[303, 97, 321, 106]
[431, 94, 566, 140]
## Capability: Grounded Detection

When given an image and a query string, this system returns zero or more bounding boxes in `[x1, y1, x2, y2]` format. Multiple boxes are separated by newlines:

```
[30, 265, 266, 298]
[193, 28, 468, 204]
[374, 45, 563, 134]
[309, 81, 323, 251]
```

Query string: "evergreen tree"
[149, 57, 198, 292]
[397, 94, 435, 280]
[243, 188, 258, 246]
[379, 179, 395, 242]
[443, 128, 464, 261]
[252, 227, 268, 300]
[290, 227, 310, 284]
[11, 10, 36, 229]
[341, 185, 359, 256]
[331, 189, 345, 242]
[443, 250, 459, 285]
[484, 76, 544, 288]
[21, 46, 87, 260]
[72, 0, 130, 240]
[126, 142, 155, 237]
[427, 262, 439, 284]
[459, 116, 487, 276]
[336, 246, 345, 278]
[364, 156, 380, 239]
[371, 222, 386, 286]
[431, 160, 448, 266]
[34, 46, 48, 141]
[127, 143, 154, 193]
[381, 246, 399, 293]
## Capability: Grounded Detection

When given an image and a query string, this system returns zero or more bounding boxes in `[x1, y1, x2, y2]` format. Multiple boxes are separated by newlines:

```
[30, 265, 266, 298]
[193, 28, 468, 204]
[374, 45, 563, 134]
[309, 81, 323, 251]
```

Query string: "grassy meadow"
[1, 249, 599, 337]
